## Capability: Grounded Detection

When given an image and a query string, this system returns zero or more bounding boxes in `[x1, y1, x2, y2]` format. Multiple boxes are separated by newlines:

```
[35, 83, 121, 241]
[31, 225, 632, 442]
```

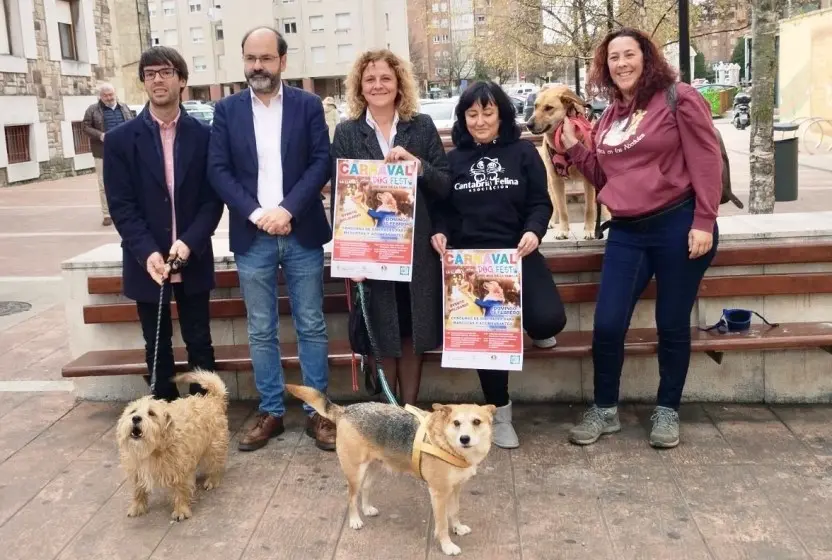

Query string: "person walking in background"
[330, 49, 451, 406]
[83, 83, 134, 226]
[104, 46, 224, 401]
[208, 27, 334, 452]
[323, 96, 339, 142]
[563, 28, 722, 449]
[431, 81, 566, 449]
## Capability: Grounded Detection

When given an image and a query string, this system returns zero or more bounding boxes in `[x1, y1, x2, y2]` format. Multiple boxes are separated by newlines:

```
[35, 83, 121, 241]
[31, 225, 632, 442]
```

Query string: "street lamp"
[679, 0, 691, 84]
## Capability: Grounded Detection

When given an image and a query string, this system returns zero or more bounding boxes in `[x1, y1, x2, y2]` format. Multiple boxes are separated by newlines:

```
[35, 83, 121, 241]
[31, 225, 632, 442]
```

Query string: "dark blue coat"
[103, 106, 224, 303]
[207, 86, 332, 254]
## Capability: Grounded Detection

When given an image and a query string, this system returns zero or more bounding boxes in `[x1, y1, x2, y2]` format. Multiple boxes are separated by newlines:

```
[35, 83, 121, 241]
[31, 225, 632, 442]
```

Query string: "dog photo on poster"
[330, 158, 418, 282]
[441, 248, 524, 371]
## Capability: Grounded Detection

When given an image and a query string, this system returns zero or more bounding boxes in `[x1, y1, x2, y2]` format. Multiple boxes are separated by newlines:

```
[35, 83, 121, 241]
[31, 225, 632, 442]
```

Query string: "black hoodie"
[433, 137, 552, 249]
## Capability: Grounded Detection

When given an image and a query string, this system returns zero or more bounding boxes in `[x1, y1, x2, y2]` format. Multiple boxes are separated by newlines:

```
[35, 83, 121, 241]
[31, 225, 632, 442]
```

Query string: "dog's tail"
[285, 384, 343, 422]
[172, 369, 228, 409]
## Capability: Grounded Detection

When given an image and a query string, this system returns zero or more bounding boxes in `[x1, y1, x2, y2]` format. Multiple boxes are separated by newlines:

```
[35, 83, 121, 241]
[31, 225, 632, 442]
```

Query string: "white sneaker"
[532, 336, 557, 349]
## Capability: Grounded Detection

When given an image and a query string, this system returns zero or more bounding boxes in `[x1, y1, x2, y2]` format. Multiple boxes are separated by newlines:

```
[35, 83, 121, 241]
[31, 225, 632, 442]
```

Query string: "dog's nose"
[132, 415, 141, 424]
[460, 435, 471, 445]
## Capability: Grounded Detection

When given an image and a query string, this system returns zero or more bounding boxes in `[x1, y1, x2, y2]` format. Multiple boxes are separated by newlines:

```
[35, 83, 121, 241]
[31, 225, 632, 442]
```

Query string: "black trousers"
[477, 250, 567, 407]
[136, 284, 215, 401]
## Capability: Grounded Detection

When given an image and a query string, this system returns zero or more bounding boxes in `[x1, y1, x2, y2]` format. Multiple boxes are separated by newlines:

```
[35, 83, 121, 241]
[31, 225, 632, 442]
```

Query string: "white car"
[418, 98, 458, 131]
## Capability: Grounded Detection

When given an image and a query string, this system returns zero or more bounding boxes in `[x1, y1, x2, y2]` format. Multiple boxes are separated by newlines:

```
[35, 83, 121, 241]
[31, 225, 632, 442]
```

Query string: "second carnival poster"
[330, 158, 417, 282]
[441, 249, 524, 371]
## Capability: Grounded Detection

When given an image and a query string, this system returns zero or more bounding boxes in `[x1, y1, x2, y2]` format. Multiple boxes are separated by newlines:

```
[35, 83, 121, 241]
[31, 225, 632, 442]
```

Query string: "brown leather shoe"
[238, 413, 284, 452]
[306, 414, 336, 451]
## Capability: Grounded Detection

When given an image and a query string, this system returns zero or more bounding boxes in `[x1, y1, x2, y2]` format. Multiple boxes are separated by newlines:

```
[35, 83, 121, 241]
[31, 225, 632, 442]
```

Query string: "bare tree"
[748, 0, 779, 213]
[435, 39, 476, 90]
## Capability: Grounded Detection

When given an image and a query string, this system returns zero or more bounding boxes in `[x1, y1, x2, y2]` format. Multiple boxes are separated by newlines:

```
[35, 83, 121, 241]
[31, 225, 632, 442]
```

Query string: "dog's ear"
[432, 404, 452, 414]
[163, 411, 174, 432]
[559, 90, 586, 117]
[482, 404, 497, 417]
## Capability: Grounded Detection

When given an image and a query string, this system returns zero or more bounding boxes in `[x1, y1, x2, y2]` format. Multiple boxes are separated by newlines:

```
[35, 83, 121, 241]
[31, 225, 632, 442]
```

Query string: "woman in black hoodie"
[431, 81, 567, 448]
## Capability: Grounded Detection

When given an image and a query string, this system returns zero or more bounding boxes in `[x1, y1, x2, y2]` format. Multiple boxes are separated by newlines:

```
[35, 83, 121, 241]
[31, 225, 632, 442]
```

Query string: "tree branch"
[662, 22, 752, 47]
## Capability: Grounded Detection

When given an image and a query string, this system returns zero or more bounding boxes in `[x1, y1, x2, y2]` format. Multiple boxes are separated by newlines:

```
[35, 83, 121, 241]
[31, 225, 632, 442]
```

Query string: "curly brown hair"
[344, 49, 419, 121]
[587, 27, 677, 110]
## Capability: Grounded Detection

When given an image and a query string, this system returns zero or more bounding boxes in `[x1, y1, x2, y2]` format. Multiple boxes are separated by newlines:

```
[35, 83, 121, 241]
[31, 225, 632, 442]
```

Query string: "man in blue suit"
[208, 27, 334, 452]
[105, 46, 224, 401]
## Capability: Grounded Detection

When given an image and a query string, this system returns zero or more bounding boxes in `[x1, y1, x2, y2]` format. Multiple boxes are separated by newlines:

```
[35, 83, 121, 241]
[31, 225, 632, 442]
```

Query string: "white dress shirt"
[366, 110, 399, 157]
[248, 85, 284, 224]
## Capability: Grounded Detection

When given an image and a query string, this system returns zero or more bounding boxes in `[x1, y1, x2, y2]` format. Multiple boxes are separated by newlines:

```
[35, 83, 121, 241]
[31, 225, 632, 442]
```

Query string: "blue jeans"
[235, 231, 328, 417]
[592, 198, 718, 410]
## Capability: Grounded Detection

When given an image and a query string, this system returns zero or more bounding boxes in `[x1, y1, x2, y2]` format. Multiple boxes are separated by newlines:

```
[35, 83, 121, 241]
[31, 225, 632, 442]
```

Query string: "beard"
[246, 69, 280, 94]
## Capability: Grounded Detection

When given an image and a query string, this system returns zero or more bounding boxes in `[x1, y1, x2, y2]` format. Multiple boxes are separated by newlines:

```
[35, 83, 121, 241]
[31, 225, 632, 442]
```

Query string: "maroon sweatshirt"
[567, 82, 722, 232]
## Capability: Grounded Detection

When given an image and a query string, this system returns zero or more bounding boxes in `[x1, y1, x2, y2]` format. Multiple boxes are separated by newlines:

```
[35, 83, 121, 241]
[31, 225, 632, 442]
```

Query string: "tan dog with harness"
[286, 384, 496, 556]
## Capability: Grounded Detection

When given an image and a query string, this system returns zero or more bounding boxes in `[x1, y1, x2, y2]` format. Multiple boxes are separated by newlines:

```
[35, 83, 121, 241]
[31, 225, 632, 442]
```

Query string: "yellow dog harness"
[404, 404, 470, 478]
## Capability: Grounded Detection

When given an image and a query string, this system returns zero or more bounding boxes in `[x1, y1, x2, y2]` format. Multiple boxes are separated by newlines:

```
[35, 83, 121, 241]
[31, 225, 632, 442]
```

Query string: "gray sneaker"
[649, 406, 680, 448]
[568, 405, 621, 445]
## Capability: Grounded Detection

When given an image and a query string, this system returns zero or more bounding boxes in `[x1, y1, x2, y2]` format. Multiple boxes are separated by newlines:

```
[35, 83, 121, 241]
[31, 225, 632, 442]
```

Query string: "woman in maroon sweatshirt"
[562, 28, 722, 449]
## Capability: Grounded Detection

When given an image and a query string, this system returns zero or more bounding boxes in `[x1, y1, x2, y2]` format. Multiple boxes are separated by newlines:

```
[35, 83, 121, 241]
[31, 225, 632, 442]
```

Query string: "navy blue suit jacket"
[103, 106, 224, 303]
[207, 86, 332, 255]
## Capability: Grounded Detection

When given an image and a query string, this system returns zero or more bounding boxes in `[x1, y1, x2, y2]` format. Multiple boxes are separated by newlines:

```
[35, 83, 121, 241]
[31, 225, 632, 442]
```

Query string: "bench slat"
[61, 322, 832, 378]
[61, 340, 357, 377]
[85, 241, 832, 295]
[80, 272, 832, 324]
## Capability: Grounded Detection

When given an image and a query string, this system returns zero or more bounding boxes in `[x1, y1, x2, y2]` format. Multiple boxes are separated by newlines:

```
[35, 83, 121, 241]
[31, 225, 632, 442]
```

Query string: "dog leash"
[149, 255, 187, 395]
[355, 282, 399, 407]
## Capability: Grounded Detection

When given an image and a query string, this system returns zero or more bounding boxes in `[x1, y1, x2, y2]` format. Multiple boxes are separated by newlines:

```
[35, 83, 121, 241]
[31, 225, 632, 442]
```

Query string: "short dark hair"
[138, 46, 189, 83]
[451, 81, 520, 149]
[241, 26, 288, 57]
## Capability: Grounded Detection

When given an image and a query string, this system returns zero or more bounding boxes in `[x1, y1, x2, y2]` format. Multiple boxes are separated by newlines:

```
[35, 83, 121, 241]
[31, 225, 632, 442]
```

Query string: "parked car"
[185, 105, 214, 125]
[418, 97, 458, 130]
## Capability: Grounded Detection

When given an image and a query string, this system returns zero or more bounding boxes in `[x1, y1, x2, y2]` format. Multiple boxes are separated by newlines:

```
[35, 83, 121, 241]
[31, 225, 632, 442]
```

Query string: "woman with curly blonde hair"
[331, 49, 451, 405]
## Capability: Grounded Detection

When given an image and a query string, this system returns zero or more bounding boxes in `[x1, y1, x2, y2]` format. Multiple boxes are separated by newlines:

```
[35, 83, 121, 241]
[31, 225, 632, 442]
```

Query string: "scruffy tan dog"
[286, 384, 496, 556]
[116, 370, 229, 521]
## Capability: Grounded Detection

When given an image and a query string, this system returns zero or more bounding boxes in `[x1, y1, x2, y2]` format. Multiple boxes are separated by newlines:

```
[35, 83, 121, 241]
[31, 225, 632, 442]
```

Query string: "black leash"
[149, 255, 187, 395]
[355, 282, 399, 406]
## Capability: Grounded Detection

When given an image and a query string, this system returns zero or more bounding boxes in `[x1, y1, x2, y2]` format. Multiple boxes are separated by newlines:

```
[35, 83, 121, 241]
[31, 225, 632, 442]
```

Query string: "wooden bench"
[62, 241, 832, 378]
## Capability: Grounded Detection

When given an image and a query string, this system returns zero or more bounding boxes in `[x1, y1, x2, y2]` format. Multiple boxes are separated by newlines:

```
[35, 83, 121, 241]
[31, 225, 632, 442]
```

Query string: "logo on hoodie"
[455, 157, 519, 192]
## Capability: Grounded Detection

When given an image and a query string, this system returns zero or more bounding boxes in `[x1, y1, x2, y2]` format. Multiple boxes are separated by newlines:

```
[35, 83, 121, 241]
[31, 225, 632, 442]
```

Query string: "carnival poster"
[331, 158, 417, 282]
[441, 249, 524, 371]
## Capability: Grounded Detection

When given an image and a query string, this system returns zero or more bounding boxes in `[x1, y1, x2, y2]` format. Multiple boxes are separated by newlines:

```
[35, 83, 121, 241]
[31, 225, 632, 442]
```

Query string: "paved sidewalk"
[2, 395, 832, 560]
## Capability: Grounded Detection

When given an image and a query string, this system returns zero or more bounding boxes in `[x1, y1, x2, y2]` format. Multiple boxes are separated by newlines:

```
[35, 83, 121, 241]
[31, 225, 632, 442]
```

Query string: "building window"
[216, 54, 224, 70]
[164, 29, 177, 45]
[337, 43, 353, 63]
[309, 15, 324, 32]
[193, 56, 207, 71]
[4, 125, 30, 164]
[335, 13, 350, 32]
[151, 31, 160, 45]
[215, 24, 223, 41]
[283, 18, 297, 34]
[477, 14, 485, 23]
[56, 0, 79, 61]
[311, 45, 325, 64]
[188, 0, 201, 13]
[72, 122, 91, 154]
[148, 1, 156, 18]
[282, 0, 295, 3]
[162, 0, 175, 15]
[385, 12, 389, 31]
[190, 27, 204, 43]
[432, 3, 439, 12]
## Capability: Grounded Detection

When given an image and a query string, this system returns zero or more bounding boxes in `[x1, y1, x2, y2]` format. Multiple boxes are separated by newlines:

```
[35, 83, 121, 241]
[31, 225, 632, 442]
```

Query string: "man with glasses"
[208, 27, 334, 452]
[103, 46, 224, 401]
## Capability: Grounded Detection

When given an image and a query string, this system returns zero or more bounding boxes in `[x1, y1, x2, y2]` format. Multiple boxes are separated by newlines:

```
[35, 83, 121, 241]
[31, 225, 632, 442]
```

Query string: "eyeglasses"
[143, 68, 178, 81]
[243, 55, 279, 65]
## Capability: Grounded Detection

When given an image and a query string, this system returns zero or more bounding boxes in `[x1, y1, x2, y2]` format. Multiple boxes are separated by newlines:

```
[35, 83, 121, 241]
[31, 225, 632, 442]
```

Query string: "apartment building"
[149, 0, 409, 101]
[0, 0, 151, 186]
[407, 0, 490, 93]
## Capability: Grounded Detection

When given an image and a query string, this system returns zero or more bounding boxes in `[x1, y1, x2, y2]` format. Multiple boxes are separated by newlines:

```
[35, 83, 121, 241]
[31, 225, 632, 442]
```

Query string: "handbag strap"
[356, 282, 399, 406]
[699, 309, 780, 334]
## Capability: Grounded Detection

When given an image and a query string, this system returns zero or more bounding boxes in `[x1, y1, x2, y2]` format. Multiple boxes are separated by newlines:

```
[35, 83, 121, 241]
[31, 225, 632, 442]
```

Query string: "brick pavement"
[1, 395, 832, 559]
